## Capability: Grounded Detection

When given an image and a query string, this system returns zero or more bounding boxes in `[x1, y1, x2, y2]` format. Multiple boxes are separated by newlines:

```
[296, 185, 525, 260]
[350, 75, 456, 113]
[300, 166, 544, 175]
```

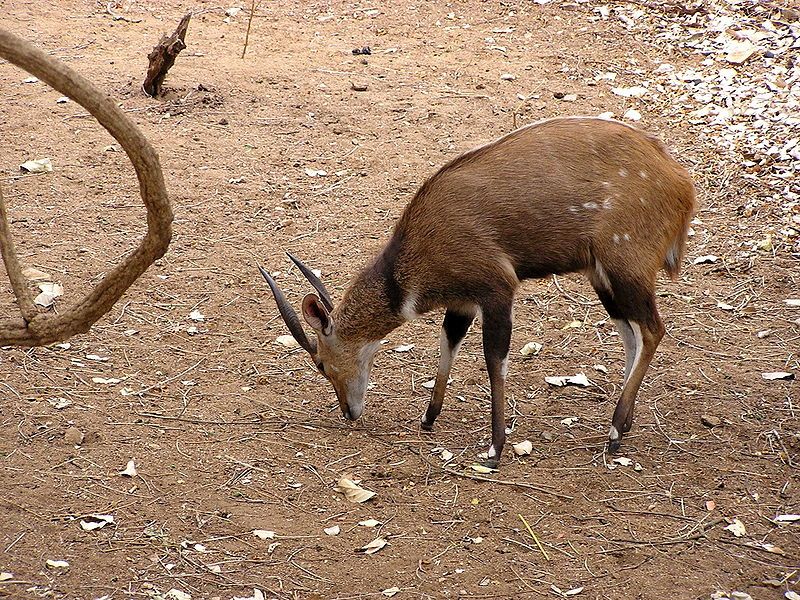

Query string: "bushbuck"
[261, 116, 696, 467]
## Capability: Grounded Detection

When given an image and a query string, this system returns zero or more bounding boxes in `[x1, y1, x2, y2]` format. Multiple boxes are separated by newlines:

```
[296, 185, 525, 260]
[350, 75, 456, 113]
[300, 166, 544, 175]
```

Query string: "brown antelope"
[261, 116, 695, 467]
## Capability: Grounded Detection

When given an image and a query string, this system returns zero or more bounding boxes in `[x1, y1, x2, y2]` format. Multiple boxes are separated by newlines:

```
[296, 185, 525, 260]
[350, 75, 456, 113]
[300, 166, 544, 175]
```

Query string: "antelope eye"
[316, 361, 325, 374]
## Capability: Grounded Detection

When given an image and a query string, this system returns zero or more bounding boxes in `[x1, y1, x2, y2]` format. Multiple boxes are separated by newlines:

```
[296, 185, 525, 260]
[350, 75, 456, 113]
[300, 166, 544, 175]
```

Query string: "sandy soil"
[1, 1, 798, 599]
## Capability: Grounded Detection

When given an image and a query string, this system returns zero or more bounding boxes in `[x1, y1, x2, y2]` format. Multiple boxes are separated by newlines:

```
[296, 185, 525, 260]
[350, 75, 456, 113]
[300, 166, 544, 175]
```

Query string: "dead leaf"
[358, 519, 381, 527]
[188, 309, 205, 322]
[92, 377, 121, 385]
[785, 299, 800, 307]
[756, 233, 773, 251]
[324, 525, 340, 536]
[393, 344, 415, 352]
[520, 341, 543, 356]
[421, 377, 452, 389]
[253, 529, 276, 540]
[774, 514, 800, 523]
[693, 255, 719, 264]
[432, 447, 454, 461]
[545, 373, 591, 387]
[717, 301, 735, 311]
[120, 459, 137, 477]
[746, 542, 785, 555]
[611, 86, 648, 98]
[45, 559, 69, 569]
[20, 158, 53, 174]
[762, 372, 795, 381]
[382, 587, 401, 597]
[726, 39, 758, 64]
[80, 514, 115, 531]
[335, 477, 376, 503]
[357, 537, 388, 554]
[470, 464, 497, 474]
[512, 440, 533, 456]
[725, 518, 747, 537]
[34, 282, 63, 307]
[612, 457, 634, 467]
[275, 335, 300, 348]
[48, 397, 72, 410]
[560, 416, 579, 426]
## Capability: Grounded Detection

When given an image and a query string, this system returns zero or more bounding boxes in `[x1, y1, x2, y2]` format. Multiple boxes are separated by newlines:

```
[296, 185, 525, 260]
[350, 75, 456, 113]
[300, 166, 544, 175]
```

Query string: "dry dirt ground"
[1, 1, 799, 599]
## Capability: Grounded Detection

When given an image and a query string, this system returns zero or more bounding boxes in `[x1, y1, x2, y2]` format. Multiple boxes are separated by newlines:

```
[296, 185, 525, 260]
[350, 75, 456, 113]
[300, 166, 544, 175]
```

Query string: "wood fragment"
[241, 0, 258, 59]
[143, 12, 191, 97]
[519, 513, 550, 561]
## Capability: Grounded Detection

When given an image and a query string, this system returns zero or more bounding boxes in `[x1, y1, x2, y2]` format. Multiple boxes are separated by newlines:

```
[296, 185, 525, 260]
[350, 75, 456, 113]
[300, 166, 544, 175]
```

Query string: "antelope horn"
[286, 252, 334, 312]
[259, 265, 317, 356]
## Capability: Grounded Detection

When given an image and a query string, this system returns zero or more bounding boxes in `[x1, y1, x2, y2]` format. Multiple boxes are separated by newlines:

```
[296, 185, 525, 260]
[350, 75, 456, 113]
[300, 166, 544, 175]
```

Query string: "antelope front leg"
[421, 307, 477, 430]
[481, 300, 513, 469]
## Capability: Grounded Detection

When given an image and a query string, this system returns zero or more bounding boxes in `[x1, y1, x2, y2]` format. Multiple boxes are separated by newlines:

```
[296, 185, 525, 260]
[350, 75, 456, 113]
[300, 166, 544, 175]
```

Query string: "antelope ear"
[301, 294, 333, 336]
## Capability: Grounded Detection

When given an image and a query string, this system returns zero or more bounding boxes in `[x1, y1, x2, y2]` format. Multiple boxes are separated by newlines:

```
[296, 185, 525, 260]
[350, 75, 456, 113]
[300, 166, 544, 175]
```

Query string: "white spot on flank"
[612, 233, 621, 244]
[623, 233, 631, 241]
[608, 425, 620, 440]
[583, 201, 599, 210]
[488, 445, 497, 458]
[618, 168, 628, 177]
[639, 170, 649, 179]
[602, 181, 611, 188]
[602, 197, 613, 209]
[639, 197, 646, 205]
[400, 292, 419, 321]
[568, 205, 578, 213]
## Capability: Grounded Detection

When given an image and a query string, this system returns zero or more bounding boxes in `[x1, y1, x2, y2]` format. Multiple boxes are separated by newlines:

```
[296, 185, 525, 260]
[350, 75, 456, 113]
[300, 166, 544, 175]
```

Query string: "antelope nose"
[342, 407, 354, 421]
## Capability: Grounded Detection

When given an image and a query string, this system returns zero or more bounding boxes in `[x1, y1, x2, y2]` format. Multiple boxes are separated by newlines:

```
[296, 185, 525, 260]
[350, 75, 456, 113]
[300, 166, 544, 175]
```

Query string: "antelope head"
[259, 255, 379, 421]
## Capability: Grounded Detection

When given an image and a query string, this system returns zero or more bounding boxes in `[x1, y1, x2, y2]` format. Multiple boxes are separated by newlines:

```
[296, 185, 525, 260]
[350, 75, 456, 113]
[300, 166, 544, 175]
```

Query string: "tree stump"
[143, 12, 191, 97]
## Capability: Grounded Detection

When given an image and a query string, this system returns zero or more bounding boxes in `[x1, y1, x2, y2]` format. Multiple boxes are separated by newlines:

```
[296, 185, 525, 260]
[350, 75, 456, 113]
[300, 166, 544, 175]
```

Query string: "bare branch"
[0, 28, 173, 347]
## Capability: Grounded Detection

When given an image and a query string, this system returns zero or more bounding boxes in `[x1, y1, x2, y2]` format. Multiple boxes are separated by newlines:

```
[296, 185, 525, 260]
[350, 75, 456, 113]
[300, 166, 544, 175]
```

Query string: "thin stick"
[241, 0, 257, 59]
[0, 185, 39, 322]
[519, 513, 550, 561]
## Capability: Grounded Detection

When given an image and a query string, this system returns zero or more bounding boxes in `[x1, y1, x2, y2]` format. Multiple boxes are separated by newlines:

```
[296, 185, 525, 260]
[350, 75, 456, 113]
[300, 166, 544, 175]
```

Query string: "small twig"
[241, 0, 258, 59]
[0, 185, 40, 322]
[519, 513, 550, 561]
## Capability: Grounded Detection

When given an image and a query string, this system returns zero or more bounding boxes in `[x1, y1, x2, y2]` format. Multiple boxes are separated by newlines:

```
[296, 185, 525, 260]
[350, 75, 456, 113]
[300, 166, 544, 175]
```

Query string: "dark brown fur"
[336, 117, 694, 338]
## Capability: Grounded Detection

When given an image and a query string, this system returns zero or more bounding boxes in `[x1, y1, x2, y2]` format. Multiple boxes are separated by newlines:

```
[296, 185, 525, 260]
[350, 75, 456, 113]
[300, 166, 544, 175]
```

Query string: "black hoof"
[607, 438, 621, 453]
[482, 458, 499, 470]
[420, 419, 434, 431]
